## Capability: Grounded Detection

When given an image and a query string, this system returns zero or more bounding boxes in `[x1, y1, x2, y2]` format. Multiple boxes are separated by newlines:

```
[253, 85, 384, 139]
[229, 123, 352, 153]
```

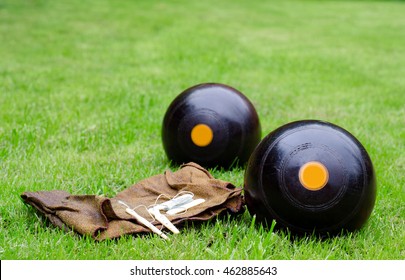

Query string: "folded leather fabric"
[21, 162, 243, 240]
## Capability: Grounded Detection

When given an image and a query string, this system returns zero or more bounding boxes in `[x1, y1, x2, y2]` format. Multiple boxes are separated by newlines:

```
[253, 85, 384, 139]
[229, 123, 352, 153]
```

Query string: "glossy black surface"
[162, 83, 261, 167]
[244, 120, 376, 234]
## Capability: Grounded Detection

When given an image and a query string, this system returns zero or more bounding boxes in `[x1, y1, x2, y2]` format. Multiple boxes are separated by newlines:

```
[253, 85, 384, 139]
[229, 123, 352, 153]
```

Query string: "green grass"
[0, 0, 404, 260]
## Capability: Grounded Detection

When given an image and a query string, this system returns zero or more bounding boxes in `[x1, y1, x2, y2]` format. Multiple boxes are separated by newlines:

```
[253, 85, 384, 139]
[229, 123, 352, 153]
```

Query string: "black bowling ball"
[162, 83, 261, 168]
[244, 120, 376, 235]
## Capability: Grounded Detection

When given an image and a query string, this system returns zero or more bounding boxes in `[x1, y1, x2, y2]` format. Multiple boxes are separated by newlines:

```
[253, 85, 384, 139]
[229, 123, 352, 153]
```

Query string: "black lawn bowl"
[162, 83, 261, 168]
[244, 120, 376, 235]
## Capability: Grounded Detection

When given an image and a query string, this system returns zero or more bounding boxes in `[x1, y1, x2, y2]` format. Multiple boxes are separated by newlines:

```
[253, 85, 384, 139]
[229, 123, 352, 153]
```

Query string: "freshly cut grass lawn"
[0, 0, 404, 259]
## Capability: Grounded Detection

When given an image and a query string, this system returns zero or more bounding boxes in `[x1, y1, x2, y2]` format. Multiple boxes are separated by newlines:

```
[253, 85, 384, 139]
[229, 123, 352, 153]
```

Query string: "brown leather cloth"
[21, 162, 243, 240]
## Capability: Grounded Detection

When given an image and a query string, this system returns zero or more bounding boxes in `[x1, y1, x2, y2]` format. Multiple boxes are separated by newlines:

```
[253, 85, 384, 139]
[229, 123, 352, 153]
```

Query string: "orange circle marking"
[299, 161, 329, 191]
[191, 124, 214, 147]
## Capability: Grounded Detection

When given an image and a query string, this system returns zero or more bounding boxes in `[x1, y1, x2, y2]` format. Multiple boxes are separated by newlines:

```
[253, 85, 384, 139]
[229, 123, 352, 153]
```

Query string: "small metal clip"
[166, 198, 205, 215]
